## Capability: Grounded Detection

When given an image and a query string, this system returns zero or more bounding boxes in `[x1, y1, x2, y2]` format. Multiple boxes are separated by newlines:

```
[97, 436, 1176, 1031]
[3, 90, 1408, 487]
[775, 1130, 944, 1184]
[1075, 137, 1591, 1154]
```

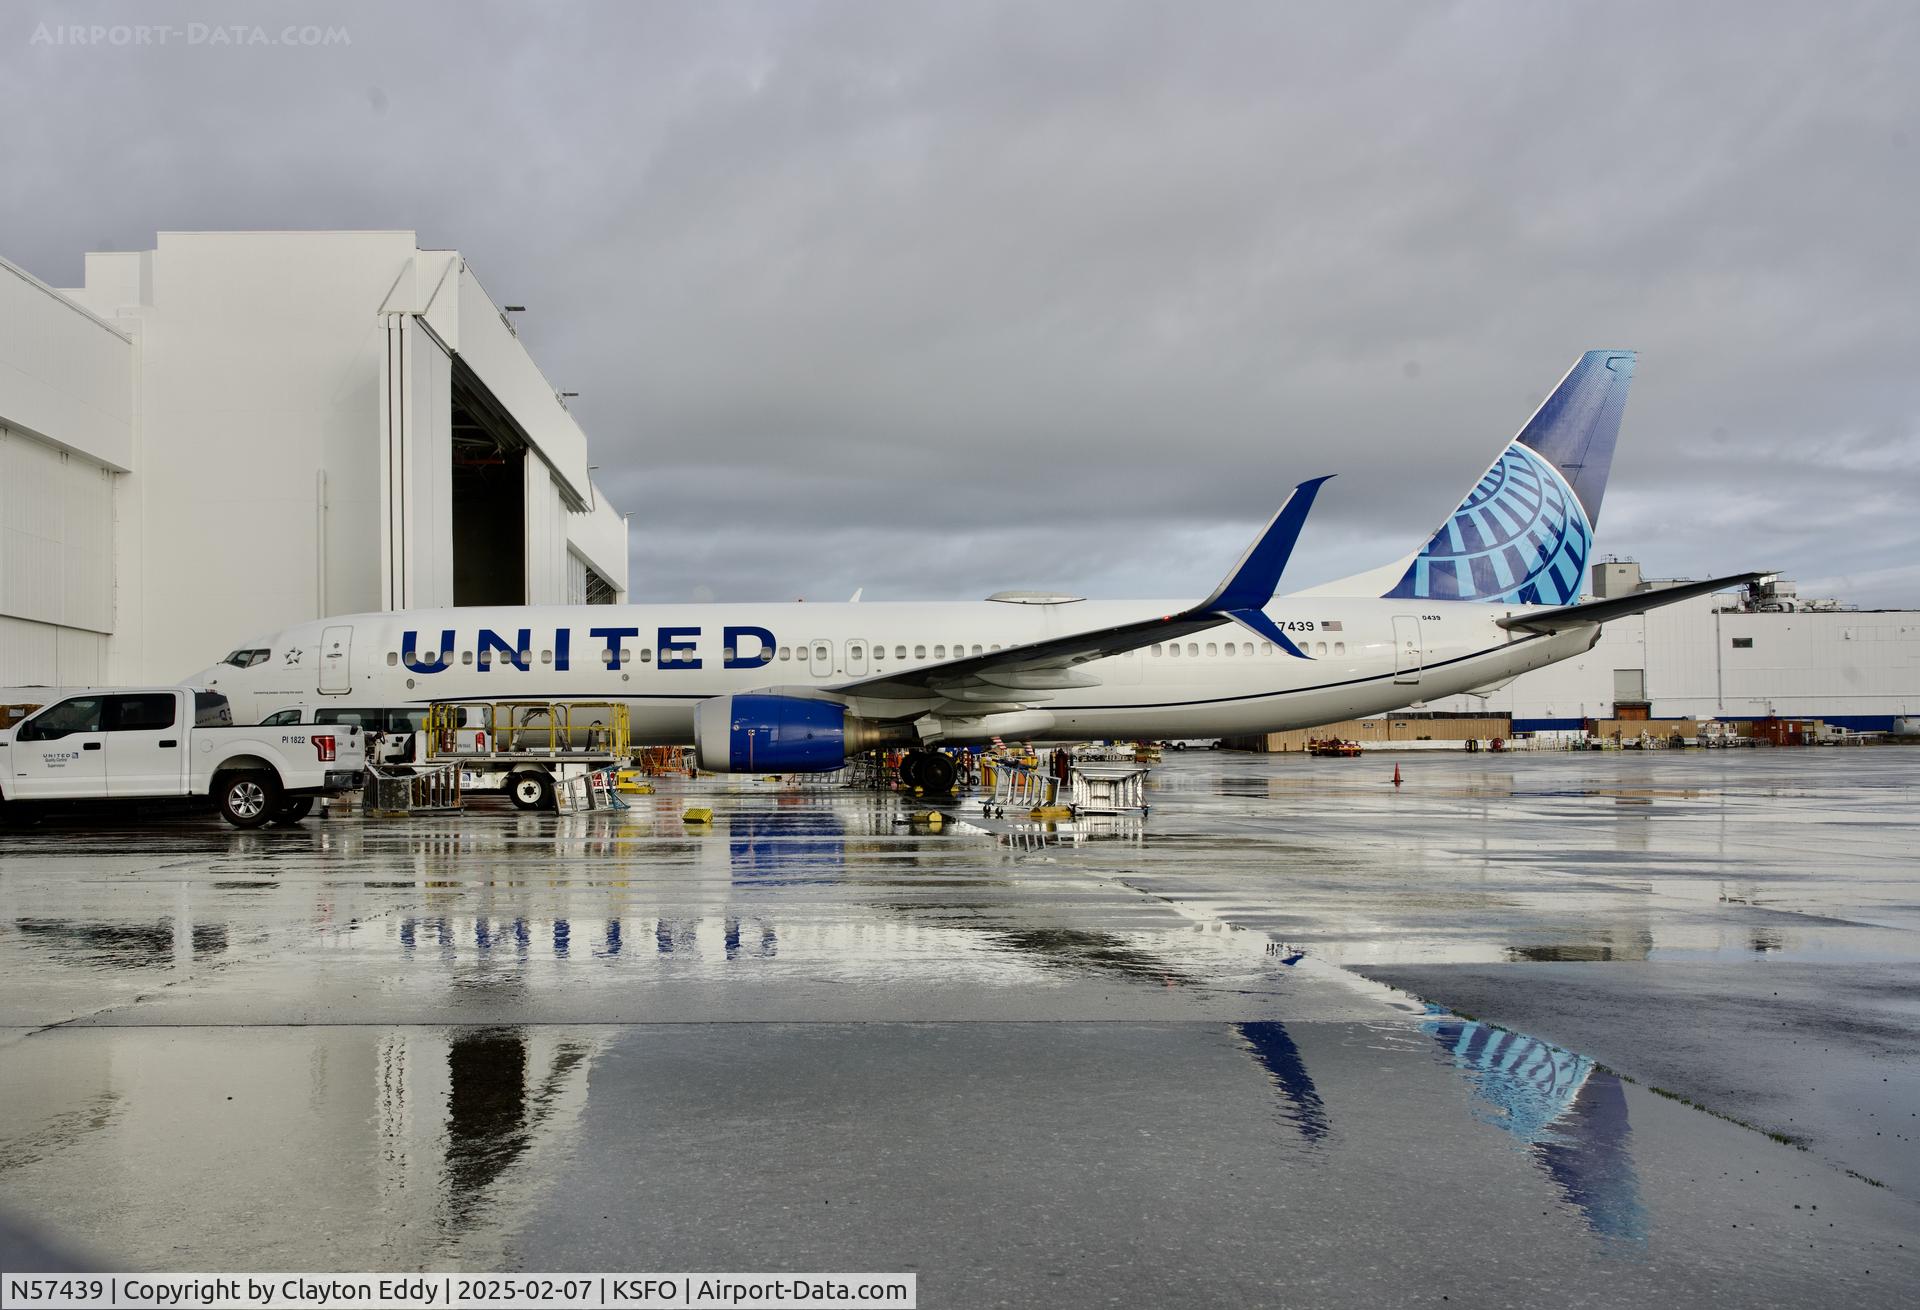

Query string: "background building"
[1421, 562, 1917, 732]
[1235, 561, 1918, 750]
[1, 232, 629, 686]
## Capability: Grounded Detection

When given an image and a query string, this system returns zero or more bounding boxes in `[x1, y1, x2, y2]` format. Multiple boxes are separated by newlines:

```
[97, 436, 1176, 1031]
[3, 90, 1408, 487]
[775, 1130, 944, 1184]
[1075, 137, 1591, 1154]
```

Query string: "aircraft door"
[106, 692, 187, 797]
[9, 695, 108, 799]
[318, 625, 353, 695]
[1392, 616, 1423, 684]
[809, 640, 833, 678]
[845, 639, 868, 677]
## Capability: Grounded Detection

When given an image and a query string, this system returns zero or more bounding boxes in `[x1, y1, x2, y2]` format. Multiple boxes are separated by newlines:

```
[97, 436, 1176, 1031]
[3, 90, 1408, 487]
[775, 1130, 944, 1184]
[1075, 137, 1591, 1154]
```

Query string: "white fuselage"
[192, 597, 1597, 742]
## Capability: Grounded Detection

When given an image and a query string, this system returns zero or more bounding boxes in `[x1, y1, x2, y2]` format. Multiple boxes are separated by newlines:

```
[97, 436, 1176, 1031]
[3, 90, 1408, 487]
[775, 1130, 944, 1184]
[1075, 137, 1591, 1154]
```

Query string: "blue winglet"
[1201, 476, 1334, 614]
[1222, 607, 1312, 658]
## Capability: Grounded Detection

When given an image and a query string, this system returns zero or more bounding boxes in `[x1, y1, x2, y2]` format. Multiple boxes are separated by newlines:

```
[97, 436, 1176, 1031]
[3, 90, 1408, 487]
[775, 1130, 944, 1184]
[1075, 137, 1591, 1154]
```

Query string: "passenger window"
[850, 644, 864, 660]
[896, 645, 907, 660]
[933, 645, 946, 659]
[914, 645, 926, 659]
[1334, 642, 1345, 655]
[1261, 642, 1274, 656]
[260, 708, 302, 726]
[518, 649, 532, 664]
[1151, 645, 1162, 657]
[758, 648, 774, 664]
[1168, 644, 1180, 658]
[461, 651, 473, 665]
[622, 648, 634, 664]
[779, 647, 792, 661]
[541, 650, 552, 664]
[724, 647, 738, 662]
[19, 696, 104, 740]
[1314, 642, 1327, 656]
[990, 644, 1002, 652]
[1222, 643, 1235, 658]
[1243, 643, 1253, 656]
[386, 651, 398, 667]
[597, 648, 611, 664]
[971, 645, 983, 656]
[1204, 643, 1216, 657]
[108, 693, 177, 732]
[641, 649, 654, 663]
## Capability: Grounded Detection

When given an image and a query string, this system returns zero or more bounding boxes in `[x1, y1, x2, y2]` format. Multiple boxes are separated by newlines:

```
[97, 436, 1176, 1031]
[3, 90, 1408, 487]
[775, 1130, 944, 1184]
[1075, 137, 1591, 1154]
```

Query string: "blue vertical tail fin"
[1383, 350, 1634, 606]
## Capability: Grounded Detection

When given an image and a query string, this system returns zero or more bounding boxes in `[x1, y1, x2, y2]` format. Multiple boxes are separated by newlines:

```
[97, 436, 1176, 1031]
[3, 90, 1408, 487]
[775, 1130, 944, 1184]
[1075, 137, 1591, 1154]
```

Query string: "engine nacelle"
[693, 694, 900, 773]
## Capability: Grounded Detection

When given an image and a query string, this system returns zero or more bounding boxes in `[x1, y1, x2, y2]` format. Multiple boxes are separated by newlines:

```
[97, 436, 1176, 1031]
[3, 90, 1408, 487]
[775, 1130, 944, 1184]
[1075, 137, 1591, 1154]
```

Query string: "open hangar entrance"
[449, 360, 527, 606]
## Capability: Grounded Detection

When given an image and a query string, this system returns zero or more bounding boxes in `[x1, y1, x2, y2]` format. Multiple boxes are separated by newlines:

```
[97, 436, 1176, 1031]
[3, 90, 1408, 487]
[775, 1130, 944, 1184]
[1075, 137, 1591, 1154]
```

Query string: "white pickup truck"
[0, 687, 366, 828]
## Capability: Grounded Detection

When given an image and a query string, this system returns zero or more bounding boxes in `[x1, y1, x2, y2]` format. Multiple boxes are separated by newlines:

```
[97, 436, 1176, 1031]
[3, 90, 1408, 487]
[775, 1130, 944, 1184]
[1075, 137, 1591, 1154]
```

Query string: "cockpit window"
[223, 649, 271, 669]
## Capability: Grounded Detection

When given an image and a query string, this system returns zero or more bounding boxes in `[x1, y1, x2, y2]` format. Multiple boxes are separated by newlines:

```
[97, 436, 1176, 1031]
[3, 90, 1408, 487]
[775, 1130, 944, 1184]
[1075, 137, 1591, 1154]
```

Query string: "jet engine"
[692, 694, 907, 773]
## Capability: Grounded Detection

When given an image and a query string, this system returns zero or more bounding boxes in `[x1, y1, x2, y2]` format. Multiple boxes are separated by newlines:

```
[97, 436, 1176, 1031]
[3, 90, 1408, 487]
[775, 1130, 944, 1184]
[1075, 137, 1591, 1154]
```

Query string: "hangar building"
[1, 231, 629, 687]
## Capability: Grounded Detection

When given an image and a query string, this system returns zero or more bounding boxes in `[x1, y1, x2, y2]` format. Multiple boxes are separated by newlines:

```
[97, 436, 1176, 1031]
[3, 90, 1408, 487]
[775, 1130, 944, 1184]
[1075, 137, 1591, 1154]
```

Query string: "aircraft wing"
[815, 477, 1334, 714]
[1495, 572, 1767, 633]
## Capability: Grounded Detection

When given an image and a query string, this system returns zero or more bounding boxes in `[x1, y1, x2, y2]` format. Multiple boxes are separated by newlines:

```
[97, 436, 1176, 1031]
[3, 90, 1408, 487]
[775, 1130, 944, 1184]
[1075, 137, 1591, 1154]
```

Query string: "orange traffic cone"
[1392, 763, 1403, 787]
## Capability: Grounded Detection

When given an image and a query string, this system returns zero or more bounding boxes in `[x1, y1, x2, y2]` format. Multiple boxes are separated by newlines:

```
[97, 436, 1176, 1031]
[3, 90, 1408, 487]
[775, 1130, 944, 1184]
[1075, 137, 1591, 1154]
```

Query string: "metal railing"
[364, 760, 463, 816]
[981, 761, 1062, 813]
[556, 765, 629, 814]
[424, 701, 630, 760]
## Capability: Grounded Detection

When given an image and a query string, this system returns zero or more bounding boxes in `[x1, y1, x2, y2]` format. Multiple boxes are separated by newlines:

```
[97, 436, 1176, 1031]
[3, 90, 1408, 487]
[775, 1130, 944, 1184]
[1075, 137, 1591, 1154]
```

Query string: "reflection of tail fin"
[1382, 351, 1635, 606]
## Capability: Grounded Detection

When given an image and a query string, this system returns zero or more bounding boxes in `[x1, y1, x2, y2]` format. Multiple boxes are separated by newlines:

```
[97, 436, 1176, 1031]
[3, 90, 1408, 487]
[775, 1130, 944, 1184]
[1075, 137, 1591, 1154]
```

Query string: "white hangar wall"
[0, 257, 130, 685]
[0, 232, 631, 689]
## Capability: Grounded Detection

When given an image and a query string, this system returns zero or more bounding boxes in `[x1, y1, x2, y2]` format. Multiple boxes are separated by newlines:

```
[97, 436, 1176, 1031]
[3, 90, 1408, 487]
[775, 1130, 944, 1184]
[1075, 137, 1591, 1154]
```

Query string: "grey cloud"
[5, 1, 1917, 606]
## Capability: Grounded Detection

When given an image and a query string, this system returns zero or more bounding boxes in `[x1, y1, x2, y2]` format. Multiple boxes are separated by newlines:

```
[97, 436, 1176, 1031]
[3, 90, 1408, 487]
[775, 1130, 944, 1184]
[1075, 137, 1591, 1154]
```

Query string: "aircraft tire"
[916, 751, 958, 795]
[896, 753, 923, 791]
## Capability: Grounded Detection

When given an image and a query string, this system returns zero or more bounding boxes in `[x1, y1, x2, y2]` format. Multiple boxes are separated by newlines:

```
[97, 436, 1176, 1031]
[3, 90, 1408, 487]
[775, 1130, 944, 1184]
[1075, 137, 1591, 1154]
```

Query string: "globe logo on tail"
[1386, 441, 1593, 606]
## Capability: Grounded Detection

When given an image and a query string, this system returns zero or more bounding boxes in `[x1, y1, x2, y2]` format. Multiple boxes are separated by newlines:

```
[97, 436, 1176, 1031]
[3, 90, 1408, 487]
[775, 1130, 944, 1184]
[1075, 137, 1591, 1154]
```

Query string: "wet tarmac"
[2, 750, 1917, 1305]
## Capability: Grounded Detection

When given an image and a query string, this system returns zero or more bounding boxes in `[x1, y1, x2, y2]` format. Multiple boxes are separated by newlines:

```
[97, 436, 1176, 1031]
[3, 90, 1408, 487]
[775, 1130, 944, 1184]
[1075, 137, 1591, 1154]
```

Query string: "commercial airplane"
[194, 350, 1758, 797]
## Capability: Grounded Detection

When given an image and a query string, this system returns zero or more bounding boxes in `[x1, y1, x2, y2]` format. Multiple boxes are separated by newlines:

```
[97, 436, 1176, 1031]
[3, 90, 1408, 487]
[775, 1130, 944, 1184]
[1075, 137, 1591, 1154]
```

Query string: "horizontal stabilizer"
[1496, 572, 1767, 633]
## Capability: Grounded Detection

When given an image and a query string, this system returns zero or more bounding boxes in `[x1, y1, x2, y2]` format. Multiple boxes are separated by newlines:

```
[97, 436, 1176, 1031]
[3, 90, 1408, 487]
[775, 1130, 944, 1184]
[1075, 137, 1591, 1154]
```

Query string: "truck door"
[1392, 616, 1423, 685]
[106, 691, 187, 797]
[809, 640, 833, 678]
[8, 695, 108, 799]
[319, 624, 353, 695]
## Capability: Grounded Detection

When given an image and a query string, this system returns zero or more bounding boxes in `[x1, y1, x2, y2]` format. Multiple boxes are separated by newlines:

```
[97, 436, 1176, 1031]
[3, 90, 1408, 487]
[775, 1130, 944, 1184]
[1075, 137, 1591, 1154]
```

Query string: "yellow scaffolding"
[424, 701, 631, 761]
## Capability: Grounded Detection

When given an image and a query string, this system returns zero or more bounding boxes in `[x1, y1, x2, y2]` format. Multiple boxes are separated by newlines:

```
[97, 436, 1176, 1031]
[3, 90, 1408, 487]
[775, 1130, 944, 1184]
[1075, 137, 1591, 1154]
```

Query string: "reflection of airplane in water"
[1234, 1021, 1331, 1143]
[1422, 1014, 1647, 1242]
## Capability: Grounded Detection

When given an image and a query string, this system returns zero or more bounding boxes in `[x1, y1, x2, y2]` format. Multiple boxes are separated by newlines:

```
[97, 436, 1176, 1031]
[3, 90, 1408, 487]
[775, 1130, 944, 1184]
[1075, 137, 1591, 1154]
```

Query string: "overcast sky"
[6, 1, 1917, 606]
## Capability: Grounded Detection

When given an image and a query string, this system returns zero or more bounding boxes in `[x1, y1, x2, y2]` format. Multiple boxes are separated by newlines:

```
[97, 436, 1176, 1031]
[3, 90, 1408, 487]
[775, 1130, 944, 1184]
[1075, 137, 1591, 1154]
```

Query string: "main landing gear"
[896, 749, 958, 796]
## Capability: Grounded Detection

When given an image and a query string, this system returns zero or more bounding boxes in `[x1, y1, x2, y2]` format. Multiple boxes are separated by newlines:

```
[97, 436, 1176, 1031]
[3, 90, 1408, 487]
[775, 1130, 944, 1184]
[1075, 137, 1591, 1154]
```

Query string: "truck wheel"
[508, 770, 555, 811]
[217, 771, 280, 829]
[268, 796, 315, 826]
